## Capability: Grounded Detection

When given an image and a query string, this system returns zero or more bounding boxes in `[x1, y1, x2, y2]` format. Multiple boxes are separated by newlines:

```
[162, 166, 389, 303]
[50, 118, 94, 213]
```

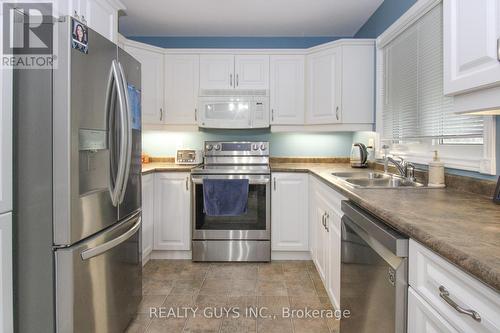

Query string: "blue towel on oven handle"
[203, 178, 249, 216]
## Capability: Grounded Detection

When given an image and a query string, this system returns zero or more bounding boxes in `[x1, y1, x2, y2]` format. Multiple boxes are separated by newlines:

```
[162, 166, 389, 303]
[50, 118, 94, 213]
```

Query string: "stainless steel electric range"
[191, 141, 271, 262]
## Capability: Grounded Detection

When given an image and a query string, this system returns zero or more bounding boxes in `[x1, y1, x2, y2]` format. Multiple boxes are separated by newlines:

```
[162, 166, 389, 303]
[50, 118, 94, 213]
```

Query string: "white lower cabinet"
[309, 176, 345, 309]
[311, 186, 330, 283]
[326, 204, 342, 309]
[153, 173, 191, 251]
[408, 287, 458, 333]
[0, 213, 12, 333]
[141, 174, 154, 261]
[408, 240, 500, 333]
[271, 173, 309, 251]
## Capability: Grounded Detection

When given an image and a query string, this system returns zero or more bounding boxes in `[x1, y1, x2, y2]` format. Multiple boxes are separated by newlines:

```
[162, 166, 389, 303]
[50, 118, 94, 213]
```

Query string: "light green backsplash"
[142, 129, 354, 157]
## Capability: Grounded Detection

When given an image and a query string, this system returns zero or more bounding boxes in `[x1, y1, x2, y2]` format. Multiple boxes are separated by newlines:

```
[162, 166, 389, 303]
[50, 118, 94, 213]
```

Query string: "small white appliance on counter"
[175, 149, 202, 165]
[197, 90, 270, 129]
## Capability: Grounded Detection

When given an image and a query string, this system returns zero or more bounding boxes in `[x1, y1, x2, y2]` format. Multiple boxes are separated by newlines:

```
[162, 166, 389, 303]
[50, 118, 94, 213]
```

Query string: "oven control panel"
[205, 141, 268, 156]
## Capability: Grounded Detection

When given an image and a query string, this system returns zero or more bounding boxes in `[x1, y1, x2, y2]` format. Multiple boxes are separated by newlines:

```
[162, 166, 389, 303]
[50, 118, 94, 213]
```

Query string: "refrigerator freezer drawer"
[55, 211, 142, 333]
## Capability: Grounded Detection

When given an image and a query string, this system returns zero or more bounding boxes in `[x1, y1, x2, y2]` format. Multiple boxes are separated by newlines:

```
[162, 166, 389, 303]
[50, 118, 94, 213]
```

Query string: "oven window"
[195, 184, 267, 230]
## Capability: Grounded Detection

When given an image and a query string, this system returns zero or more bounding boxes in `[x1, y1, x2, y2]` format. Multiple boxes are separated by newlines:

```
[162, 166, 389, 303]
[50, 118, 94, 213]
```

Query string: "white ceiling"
[119, 0, 384, 37]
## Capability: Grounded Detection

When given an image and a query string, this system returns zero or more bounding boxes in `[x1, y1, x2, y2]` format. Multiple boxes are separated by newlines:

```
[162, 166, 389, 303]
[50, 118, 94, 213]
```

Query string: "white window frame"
[374, 0, 497, 175]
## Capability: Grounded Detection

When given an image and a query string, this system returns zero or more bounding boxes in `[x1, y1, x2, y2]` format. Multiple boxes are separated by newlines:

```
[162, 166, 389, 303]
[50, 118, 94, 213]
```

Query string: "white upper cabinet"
[153, 173, 191, 251]
[444, 0, 500, 95]
[63, 0, 123, 42]
[307, 47, 342, 124]
[200, 54, 269, 91]
[164, 54, 200, 124]
[141, 174, 154, 261]
[271, 173, 309, 252]
[234, 55, 269, 90]
[306, 41, 374, 126]
[124, 42, 164, 125]
[340, 44, 375, 124]
[199, 55, 235, 90]
[270, 55, 305, 125]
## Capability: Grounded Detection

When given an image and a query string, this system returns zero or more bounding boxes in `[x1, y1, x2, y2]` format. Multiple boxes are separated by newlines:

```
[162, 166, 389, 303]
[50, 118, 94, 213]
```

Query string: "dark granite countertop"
[271, 163, 500, 293]
[142, 162, 500, 292]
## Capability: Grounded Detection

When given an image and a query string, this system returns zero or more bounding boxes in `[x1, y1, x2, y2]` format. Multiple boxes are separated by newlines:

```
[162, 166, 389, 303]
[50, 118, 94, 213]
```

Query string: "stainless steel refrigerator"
[13, 16, 142, 332]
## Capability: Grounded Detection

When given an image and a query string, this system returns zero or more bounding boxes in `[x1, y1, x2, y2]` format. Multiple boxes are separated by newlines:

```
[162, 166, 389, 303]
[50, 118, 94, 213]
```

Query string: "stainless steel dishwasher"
[340, 201, 408, 333]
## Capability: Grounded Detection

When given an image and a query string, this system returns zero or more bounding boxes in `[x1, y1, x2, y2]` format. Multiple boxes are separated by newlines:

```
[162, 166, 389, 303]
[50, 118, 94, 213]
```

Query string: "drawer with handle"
[409, 240, 500, 333]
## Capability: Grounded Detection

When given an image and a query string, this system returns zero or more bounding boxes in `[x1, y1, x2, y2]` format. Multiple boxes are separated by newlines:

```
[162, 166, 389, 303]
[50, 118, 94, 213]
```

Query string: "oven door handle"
[191, 176, 270, 185]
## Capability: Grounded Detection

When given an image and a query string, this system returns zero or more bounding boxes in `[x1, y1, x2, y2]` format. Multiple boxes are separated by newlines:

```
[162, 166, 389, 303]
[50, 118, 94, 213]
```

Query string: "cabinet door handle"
[236, 74, 239, 87]
[185, 177, 189, 191]
[273, 177, 276, 191]
[438, 286, 481, 322]
[194, 108, 197, 121]
[230, 74, 233, 87]
[497, 38, 500, 62]
[335, 106, 340, 121]
[321, 213, 326, 228]
[271, 109, 275, 122]
[160, 108, 163, 121]
[324, 212, 329, 232]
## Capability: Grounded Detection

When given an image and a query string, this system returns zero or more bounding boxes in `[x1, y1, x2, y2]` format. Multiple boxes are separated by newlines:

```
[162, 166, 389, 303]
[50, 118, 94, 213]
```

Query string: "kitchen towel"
[203, 179, 249, 216]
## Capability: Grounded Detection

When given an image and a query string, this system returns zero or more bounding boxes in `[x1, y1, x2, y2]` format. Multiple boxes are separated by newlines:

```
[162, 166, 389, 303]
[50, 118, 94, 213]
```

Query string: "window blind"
[382, 4, 483, 142]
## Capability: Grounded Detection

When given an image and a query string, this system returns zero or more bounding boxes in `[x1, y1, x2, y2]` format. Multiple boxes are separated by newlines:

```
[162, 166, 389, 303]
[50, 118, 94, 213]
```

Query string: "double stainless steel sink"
[331, 171, 426, 188]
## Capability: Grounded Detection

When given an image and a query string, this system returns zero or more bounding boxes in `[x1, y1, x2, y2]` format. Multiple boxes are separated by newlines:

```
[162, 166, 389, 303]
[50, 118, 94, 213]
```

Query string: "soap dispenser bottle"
[428, 150, 445, 188]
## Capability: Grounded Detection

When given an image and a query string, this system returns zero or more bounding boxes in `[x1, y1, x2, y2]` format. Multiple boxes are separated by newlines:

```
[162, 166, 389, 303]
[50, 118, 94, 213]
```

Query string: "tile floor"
[127, 260, 340, 333]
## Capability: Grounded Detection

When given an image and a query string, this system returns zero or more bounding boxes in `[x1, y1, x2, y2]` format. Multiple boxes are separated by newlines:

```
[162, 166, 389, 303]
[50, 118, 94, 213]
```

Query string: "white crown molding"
[162, 48, 308, 55]
[305, 38, 375, 54]
[120, 37, 375, 55]
[122, 37, 165, 53]
[376, 0, 441, 49]
[107, 0, 126, 10]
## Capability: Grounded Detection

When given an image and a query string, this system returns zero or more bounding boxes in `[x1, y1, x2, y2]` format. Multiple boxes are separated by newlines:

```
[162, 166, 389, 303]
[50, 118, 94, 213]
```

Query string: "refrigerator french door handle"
[106, 60, 127, 206]
[80, 215, 141, 261]
[117, 61, 132, 204]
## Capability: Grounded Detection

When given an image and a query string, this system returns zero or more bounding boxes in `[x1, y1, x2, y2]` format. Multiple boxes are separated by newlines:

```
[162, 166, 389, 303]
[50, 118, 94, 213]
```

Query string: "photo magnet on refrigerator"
[71, 18, 88, 54]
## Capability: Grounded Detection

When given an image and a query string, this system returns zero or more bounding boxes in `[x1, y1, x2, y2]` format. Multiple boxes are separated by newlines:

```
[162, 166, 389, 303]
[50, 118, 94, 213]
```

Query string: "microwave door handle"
[117, 62, 132, 204]
[80, 216, 141, 260]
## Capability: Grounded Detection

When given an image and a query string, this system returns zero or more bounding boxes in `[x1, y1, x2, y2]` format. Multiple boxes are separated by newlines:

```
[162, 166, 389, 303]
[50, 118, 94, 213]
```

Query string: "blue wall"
[128, 36, 345, 49]
[143, 130, 354, 157]
[354, 0, 417, 38]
